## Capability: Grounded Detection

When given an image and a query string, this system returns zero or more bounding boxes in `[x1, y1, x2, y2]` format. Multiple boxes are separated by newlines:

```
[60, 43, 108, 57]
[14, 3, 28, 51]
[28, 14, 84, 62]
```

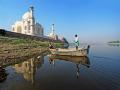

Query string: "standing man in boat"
[74, 34, 79, 50]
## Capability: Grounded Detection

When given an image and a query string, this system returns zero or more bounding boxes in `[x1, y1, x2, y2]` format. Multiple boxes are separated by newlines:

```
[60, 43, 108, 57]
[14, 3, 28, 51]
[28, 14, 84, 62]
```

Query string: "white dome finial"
[29, 6, 34, 17]
[29, 6, 34, 11]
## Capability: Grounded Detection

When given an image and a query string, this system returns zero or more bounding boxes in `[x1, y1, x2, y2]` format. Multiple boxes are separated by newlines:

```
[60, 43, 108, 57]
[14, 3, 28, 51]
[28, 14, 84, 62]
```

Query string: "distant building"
[60, 37, 69, 48]
[49, 24, 58, 40]
[12, 6, 44, 37]
[61, 37, 69, 44]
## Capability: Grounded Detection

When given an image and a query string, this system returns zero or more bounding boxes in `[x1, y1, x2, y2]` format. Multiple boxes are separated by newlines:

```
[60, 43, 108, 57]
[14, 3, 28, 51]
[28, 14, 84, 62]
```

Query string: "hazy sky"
[0, 0, 120, 43]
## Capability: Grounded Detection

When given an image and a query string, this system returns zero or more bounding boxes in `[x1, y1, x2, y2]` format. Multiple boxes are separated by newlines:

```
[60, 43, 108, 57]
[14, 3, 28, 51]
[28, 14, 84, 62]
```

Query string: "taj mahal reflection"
[12, 54, 44, 84]
[12, 53, 90, 84]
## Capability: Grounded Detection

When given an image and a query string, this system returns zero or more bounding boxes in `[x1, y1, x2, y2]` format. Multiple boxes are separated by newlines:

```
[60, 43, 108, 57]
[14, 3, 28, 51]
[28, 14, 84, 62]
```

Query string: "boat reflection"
[12, 54, 44, 84]
[48, 54, 90, 78]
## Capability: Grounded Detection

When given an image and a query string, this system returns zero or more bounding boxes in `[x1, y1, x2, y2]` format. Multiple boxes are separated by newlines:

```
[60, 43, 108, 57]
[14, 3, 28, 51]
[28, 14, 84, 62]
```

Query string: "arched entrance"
[17, 26, 22, 33]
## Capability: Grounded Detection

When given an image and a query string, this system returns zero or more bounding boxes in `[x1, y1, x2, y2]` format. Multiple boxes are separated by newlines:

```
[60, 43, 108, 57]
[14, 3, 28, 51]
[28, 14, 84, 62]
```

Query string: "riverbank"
[0, 36, 63, 66]
[108, 40, 120, 44]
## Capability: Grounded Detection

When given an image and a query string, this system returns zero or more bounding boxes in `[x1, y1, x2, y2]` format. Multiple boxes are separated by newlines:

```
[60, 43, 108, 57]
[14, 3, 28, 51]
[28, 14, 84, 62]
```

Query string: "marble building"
[11, 6, 44, 37]
[49, 24, 58, 40]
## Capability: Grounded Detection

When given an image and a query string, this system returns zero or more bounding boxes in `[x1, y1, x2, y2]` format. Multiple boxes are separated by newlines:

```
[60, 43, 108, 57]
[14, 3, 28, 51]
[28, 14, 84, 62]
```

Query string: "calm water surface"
[0, 44, 120, 90]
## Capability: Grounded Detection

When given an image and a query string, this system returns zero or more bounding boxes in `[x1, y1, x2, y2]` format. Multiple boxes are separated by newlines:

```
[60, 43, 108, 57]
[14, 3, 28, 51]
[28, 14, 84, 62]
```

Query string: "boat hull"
[50, 48, 88, 57]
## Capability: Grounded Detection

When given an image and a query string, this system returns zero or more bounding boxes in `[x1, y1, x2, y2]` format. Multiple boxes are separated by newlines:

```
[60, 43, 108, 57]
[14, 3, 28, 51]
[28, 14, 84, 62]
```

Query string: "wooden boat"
[50, 45, 90, 57]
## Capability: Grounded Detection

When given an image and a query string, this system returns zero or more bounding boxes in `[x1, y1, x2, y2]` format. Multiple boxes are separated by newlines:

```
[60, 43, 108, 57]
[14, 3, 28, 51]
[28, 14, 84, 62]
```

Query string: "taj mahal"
[11, 6, 58, 40]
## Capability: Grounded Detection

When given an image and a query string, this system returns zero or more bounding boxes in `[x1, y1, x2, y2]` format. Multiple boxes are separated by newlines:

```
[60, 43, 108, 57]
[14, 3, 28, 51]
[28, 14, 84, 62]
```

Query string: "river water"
[0, 44, 120, 90]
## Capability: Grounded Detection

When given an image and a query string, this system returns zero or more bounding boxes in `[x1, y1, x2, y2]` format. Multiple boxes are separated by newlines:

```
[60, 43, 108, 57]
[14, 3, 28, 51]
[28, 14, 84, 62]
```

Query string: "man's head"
[75, 34, 77, 37]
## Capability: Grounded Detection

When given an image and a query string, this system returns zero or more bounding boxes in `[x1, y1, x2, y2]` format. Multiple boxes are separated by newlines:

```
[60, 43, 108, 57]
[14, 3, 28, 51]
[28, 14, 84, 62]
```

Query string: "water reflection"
[108, 43, 120, 47]
[1, 44, 120, 90]
[12, 54, 44, 84]
[48, 54, 90, 78]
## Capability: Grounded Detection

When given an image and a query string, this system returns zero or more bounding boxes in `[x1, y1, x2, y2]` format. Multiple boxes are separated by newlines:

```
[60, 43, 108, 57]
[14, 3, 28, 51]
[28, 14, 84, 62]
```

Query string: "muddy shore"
[0, 36, 50, 66]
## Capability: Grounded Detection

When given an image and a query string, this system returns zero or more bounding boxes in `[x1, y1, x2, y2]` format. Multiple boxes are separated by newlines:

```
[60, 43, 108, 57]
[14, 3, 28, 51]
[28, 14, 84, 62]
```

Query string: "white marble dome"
[49, 32, 56, 37]
[22, 12, 32, 20]
[49, 32, 58, 40]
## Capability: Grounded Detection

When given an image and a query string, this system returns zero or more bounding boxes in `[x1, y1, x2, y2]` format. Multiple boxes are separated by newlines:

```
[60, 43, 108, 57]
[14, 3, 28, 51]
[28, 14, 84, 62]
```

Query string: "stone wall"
[0, 29, 62, 43]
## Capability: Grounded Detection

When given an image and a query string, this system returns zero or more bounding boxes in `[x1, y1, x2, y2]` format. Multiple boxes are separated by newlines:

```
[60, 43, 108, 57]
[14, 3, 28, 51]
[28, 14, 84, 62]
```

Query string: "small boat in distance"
[50, 45, 90, 57]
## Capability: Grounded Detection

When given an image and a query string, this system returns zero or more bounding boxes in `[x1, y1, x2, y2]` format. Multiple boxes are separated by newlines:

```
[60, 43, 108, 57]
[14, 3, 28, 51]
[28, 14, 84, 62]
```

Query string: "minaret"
[29, 6, 35, 35]
[29, 6, 34, 17]
[49, 24, 58, 40]
[51, 24, 55, 35]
